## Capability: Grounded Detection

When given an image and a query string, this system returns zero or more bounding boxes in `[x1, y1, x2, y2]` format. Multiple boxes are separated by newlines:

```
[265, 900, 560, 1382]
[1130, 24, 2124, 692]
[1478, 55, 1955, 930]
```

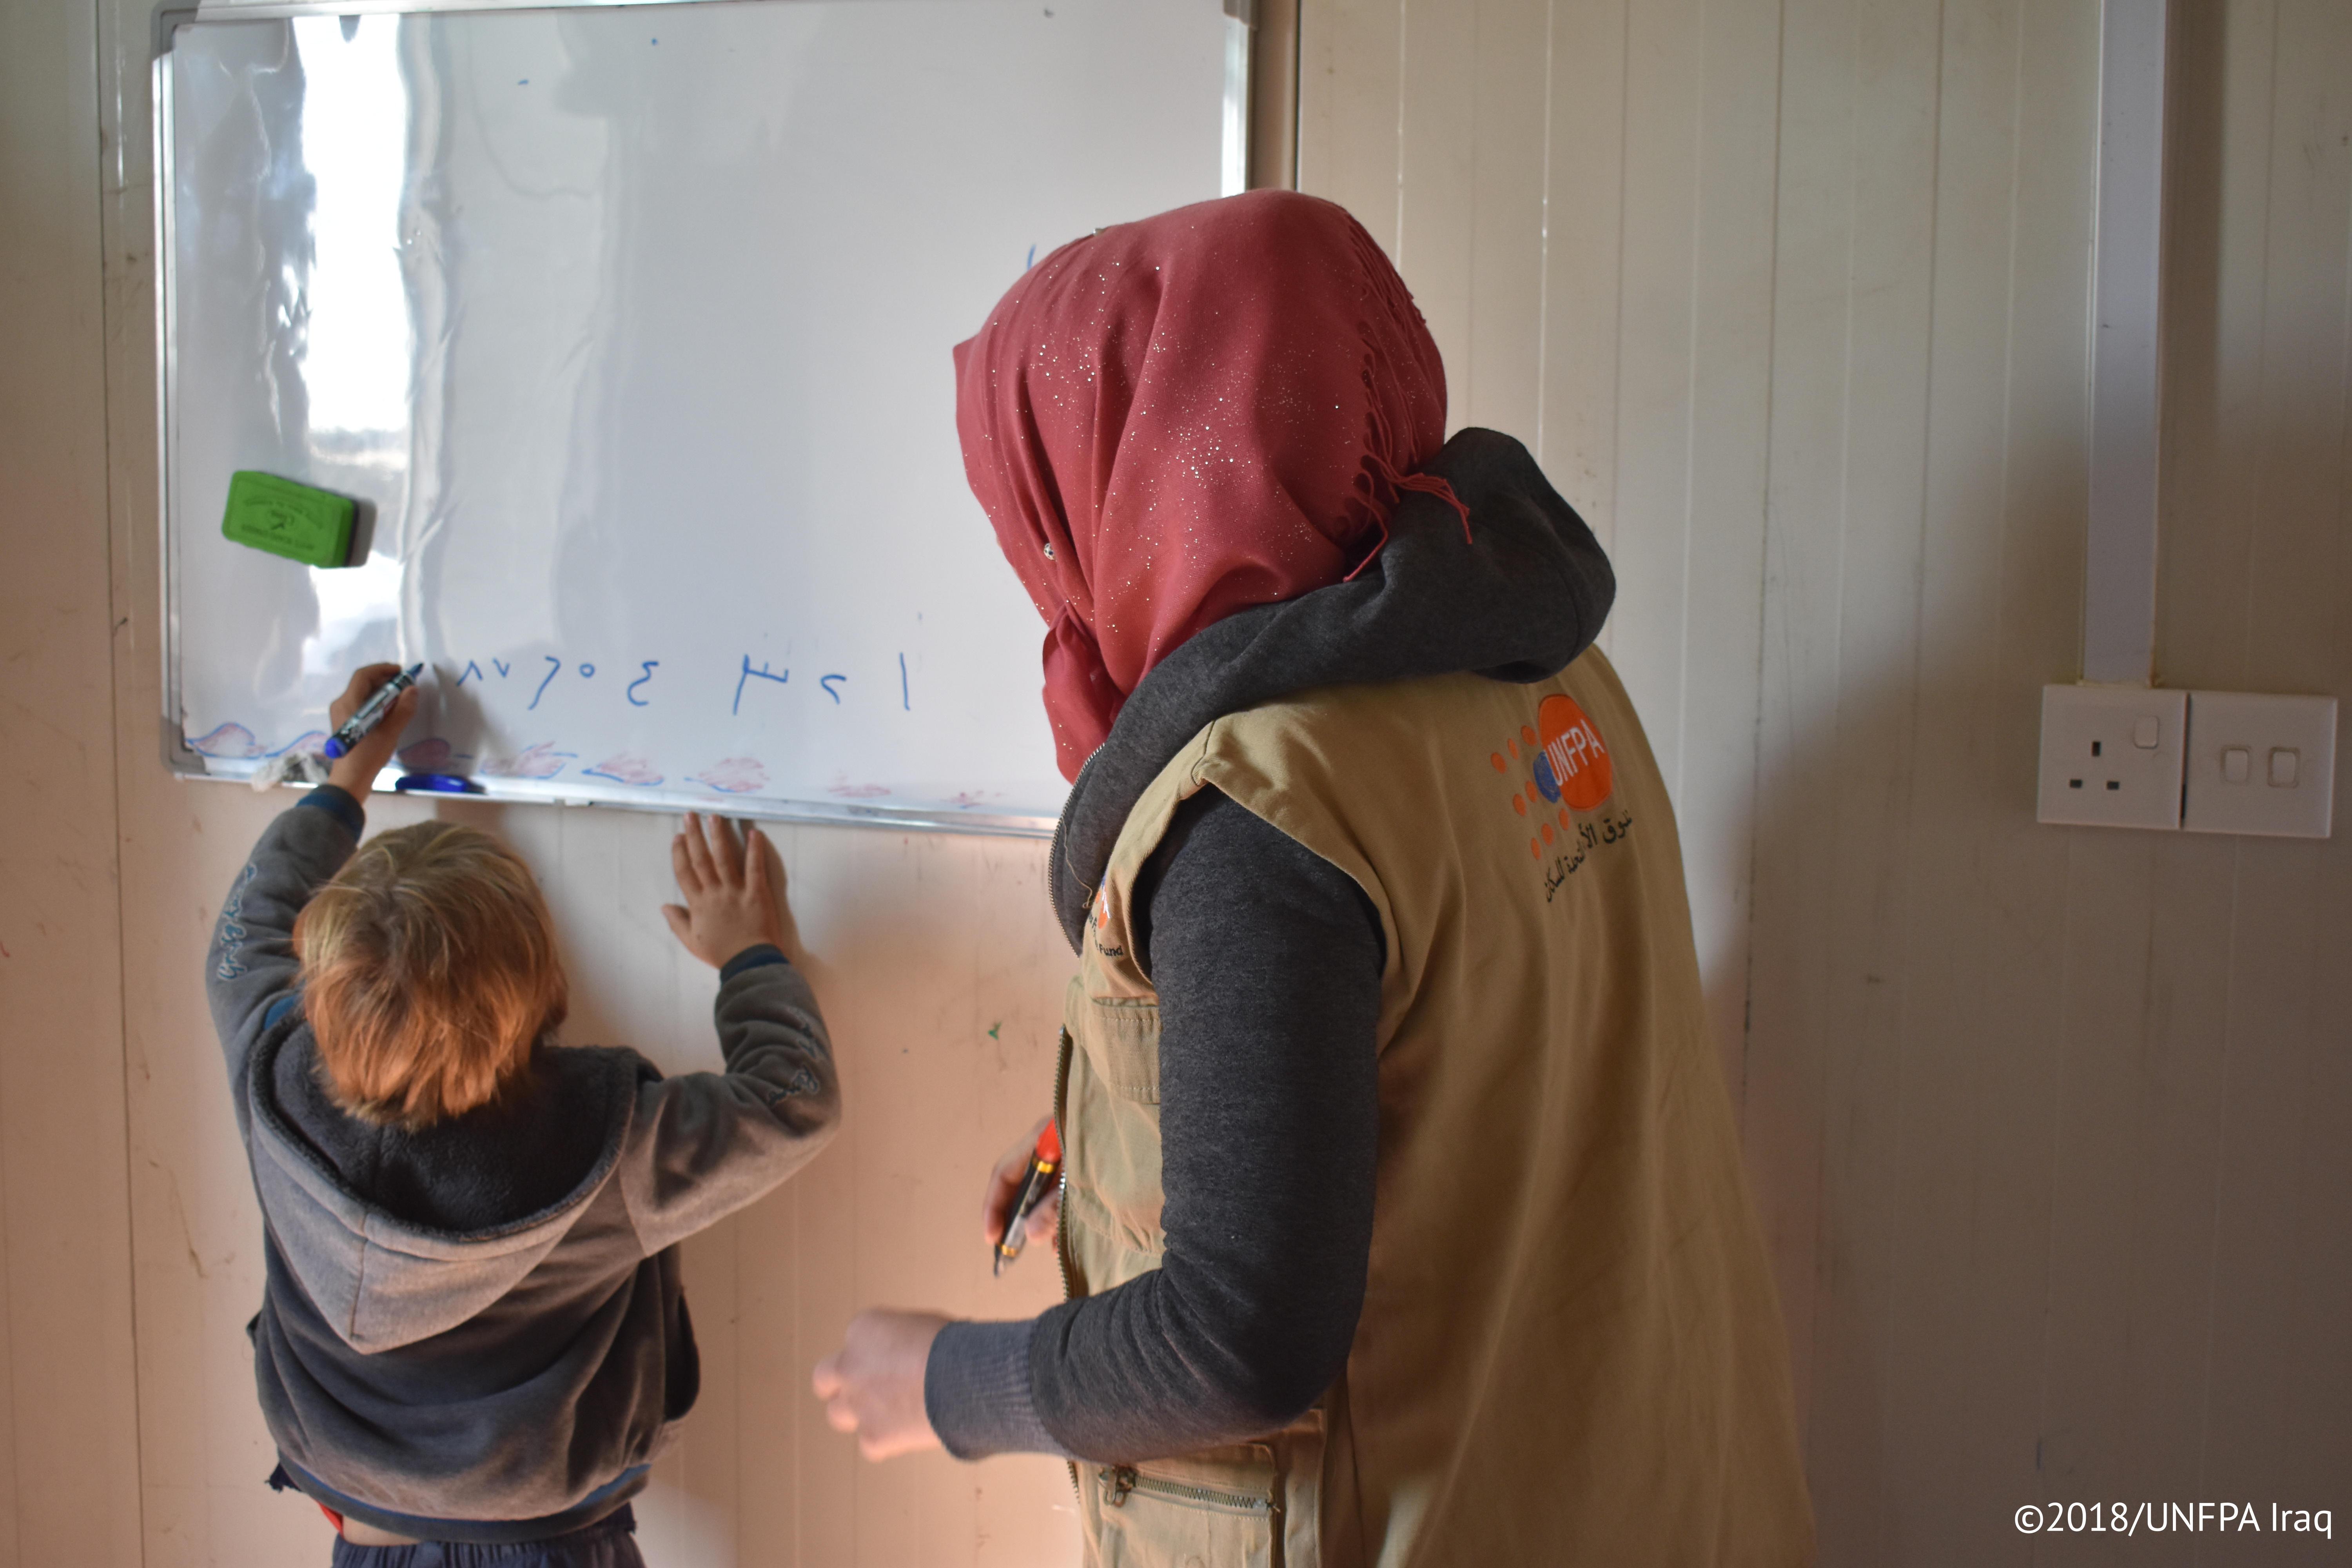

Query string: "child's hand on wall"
[324, 663, 421, 797]
[662, 812, 788, 968]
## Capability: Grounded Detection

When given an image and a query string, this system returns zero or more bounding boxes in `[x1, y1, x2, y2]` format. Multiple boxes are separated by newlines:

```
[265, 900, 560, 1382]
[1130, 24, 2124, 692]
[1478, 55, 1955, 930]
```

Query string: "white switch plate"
[2183, 691, 2336, 838]
[2037, 685, 2187, 829]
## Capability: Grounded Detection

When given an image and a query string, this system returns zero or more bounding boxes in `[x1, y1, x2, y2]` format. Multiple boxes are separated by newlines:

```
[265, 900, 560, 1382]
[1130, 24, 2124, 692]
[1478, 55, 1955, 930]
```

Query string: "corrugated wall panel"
[1299, 1, 2352, 1561]
[0, 0, 144, 1561]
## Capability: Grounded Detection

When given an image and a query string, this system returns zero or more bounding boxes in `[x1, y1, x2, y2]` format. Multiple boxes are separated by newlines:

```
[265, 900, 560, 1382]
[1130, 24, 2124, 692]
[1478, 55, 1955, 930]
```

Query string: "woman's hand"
[324, 664, 420, 797]
[983, 1114, 1060, 1254]
[811, 1309, 950, 1460]
[662, 812, 787, 967]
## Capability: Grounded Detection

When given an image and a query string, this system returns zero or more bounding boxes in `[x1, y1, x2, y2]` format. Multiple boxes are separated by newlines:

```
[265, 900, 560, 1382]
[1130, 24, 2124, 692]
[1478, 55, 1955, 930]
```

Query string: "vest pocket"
[1062, 988, 1168, 1286]
[1089, 1449, 1283, 1568]
[1079, 996, 1162, 1102]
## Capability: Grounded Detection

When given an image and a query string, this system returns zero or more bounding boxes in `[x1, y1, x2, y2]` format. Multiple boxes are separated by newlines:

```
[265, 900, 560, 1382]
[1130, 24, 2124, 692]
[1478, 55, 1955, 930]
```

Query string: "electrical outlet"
[2037, 685, 2187, 829]
[2182, 691, 2336, 838]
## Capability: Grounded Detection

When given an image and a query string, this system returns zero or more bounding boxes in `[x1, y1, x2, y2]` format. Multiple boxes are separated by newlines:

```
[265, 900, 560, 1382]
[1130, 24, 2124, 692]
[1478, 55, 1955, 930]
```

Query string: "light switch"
[2182, 691, 2336, 838]
[2133, 715, 2161, 749]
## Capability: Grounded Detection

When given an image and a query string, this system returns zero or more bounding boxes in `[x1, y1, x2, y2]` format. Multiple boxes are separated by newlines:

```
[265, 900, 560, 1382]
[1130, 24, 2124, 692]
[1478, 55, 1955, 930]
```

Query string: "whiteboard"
[158, 0, 1240, 836]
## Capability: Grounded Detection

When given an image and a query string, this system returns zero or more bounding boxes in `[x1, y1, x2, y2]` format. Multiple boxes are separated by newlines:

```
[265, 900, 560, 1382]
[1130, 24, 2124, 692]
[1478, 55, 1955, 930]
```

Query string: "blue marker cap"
[394, 773, 484, 795]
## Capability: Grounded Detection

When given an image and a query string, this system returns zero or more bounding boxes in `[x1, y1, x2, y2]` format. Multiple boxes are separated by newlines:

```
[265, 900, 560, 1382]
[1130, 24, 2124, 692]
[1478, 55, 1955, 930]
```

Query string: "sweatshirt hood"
[1047, 426, 1613, 949]
[245, 1029, 640, 1352]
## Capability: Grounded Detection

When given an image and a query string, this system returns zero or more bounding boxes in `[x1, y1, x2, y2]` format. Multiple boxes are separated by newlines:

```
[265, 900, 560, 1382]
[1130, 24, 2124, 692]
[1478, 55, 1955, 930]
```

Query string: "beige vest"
[1056, 649, 1813, 1568]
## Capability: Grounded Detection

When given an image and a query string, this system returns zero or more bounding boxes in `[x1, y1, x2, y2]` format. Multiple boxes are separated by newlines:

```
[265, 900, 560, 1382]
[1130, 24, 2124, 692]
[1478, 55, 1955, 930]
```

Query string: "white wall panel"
[1301, 1, 2352, 1562]
[0, 0, 145, 1562]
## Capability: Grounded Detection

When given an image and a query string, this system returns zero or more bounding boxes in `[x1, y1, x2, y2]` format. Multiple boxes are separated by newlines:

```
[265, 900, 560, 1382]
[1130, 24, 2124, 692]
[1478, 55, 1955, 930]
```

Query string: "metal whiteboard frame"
[151, 0, 1252, 839]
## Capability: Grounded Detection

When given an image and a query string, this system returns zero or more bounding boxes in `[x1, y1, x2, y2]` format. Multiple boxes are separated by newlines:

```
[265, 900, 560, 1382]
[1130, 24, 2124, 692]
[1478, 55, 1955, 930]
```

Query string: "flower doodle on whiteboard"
[583, 753, 664, 787]
[189, 724, 328, 761]
[691, 757, 768, 795]
[189, 723, 262, 759]
[481, 741, 576, 780]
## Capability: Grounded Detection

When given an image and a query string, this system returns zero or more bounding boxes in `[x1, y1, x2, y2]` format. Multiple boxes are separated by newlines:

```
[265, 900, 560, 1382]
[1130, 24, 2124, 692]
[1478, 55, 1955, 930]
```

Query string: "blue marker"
[324, 664, 425, 758]
[394, 773, 484, 795]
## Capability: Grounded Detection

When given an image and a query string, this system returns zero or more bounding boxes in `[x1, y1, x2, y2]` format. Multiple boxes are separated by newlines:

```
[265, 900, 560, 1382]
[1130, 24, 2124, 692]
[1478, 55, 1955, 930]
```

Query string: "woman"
[814, 191, 1813, 1566]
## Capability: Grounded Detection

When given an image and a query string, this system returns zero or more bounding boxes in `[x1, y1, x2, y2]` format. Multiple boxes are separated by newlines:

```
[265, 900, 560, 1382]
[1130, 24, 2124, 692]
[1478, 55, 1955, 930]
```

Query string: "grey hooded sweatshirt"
[207, 791, 840, 1543]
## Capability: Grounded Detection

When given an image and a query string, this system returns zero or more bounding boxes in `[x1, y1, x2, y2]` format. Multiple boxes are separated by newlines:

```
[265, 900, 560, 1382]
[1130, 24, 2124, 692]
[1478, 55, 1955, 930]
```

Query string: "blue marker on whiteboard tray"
[323, 664, 424, 758]
[394, 773, 485, 794]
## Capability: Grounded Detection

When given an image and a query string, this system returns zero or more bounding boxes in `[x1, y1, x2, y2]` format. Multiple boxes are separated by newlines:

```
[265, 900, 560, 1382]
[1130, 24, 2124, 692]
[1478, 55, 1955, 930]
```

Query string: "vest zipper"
[1098, 1465, 1279, 1518]
[1050, 1026, 1076, 1307]
[1053, 1027, 1080, 1502]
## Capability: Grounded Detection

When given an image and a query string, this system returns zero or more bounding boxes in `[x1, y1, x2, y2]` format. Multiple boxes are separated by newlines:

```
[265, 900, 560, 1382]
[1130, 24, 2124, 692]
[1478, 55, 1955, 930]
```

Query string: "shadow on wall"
[1717, 15, 2352, 1545]
[1721, 395, 2095, 1563]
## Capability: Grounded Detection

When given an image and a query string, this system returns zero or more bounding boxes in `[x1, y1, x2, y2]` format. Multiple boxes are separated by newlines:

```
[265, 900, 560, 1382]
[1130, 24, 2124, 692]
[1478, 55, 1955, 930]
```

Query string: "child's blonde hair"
[293, 821, 566, 1129]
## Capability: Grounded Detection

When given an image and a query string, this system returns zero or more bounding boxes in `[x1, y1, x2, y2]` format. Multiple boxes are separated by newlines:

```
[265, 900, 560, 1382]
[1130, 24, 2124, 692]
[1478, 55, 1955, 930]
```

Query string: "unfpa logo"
[1491, 693, 1614, 858]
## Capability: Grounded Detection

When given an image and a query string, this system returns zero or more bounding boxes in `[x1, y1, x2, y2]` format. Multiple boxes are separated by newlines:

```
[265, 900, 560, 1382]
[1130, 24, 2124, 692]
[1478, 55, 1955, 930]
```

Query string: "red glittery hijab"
[953, 191, 1455, 782]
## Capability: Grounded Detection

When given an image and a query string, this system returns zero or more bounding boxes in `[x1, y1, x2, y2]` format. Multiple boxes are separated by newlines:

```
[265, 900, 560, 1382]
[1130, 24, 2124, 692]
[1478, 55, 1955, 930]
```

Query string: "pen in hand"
[992, 1120, 1062, 1276]
[323, 662, 424, 758]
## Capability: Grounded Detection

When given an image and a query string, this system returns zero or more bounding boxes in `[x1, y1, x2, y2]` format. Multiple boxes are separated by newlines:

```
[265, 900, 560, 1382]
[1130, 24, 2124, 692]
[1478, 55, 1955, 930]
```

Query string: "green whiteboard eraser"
[221, 470, 356, 568]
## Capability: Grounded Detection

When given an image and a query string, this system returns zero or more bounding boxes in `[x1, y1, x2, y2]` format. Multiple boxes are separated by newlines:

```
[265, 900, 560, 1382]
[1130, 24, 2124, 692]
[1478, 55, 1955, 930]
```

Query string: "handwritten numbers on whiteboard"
[735, 656, 789, 717]
[442, 653, 669, 711]
[436, 650, 913, 724]
[627, 661, 659, 707]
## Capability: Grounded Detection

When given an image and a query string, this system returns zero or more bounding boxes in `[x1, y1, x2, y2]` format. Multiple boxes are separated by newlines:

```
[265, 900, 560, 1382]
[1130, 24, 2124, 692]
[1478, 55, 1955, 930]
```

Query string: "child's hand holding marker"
[663, 812, 787, 967]
[324, 663, 422, 796]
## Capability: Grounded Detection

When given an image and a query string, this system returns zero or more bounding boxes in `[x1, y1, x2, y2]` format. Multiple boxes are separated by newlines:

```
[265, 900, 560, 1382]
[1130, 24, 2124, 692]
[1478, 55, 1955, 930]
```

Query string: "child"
[207, 664, 839, 1566]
